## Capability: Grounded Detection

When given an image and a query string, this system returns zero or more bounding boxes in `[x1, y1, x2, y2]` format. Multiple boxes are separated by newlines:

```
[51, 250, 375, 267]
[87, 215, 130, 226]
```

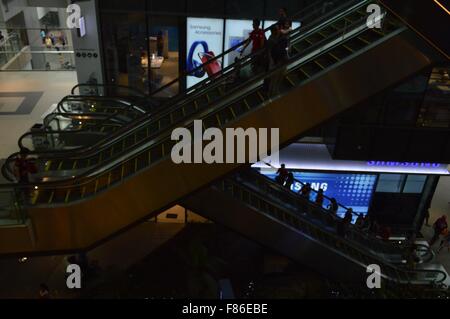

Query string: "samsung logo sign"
[367, 161, 441, 168]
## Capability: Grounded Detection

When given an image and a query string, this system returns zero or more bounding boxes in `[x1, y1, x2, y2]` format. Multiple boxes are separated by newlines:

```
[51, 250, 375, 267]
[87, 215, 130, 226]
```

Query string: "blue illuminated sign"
[262, 171, 377, 217]
[367, 161, 441, 168]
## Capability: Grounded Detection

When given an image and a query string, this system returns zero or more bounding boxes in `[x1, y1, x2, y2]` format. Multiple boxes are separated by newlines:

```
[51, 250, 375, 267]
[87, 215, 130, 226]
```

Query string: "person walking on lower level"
[430, 215, 448, 246]
[284, 172, 294, 190]
[328, 198, 338, 216]
[315, 189, 325, 207]
[276, 163, 289, 186]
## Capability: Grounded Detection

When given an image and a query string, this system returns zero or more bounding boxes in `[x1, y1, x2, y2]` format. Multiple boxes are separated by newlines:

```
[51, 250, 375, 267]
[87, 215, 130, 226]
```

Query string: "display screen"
[224, 19, 254, 67]
[78, 16, 86, 37]
[261, 170, 377, 219]
[186, 17, 224, 88]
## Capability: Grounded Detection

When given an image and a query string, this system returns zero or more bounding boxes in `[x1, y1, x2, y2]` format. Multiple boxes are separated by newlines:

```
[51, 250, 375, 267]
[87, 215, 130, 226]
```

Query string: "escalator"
[17, 96, 147, 154]
[182, 169, 447, 286]
[2, 0, 375, 181]
[0, 0, 444, 255]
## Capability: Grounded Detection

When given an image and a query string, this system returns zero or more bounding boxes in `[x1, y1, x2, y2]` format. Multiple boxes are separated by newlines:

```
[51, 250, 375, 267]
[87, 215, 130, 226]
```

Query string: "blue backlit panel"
[262, 171, 377, 217]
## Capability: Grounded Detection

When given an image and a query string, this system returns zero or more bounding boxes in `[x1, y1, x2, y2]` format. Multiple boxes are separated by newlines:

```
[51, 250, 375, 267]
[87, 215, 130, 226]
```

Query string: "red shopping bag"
[200, 52, 222, 78]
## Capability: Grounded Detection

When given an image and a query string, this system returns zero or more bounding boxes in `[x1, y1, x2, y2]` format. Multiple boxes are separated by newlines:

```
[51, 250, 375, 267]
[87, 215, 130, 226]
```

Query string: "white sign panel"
[186, 17, 224, 88]
[224, 19, 253, 67]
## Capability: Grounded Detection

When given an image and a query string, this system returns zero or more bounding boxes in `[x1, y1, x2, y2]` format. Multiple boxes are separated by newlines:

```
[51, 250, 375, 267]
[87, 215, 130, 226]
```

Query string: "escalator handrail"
[240, 169, 415, 255]
[70, 84, 147, 98]
[221, 177, 447, 285]
[56, 95, 147, 115]
[260, 161, 354, 214]
[18, 112, 135, 151]
[43, 112, 130, 128]
[1, 4, 391, 186]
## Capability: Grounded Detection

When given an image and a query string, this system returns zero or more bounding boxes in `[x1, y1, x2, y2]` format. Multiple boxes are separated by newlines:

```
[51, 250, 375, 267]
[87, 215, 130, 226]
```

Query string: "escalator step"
[158, 114, 172, 130]
[330, 19, 347, 30]
[203, 114, 220, 129]
[293, 40, 311, 53]
[49, 160, 62, 171]
[346, 37, 368, 51]
[328, 46, 353, 60]
[135, 128, 148, 142]
[60, 160, 77, 170]
[292, 69, 309, 83]
[183, 103, 197, 117]
[302, 61, 323, 77]
[170, 108, 185, 123]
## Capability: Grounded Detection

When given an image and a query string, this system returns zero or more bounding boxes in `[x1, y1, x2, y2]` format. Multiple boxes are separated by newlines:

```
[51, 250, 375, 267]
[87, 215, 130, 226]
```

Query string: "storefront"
[98, 0, 312, 95]
[253, 143, 449, 228]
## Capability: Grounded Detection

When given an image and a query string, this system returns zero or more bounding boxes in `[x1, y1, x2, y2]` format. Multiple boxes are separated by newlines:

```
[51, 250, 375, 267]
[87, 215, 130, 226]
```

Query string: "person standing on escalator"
[328, 198, 339, 216]
[241, 19, 266, 73]
[266, 25, 289, 97]
[315, 189, 325, 207]
[277, 8, 292, 55]
[284, 172, 295, 190]
[275, 163, 289, 186]
[13, 148, 37, 204]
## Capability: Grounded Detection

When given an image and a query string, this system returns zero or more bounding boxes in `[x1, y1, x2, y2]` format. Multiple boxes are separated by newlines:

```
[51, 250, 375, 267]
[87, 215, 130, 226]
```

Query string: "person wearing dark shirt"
[277, 7, 292, 54]
[284, 172, 294, 190]
[265, 25, 288, 96]
[315, 189, 325, 207]
[276, 163, 289, 186]
[277, 8, 292, 36]
[300, 183, 312, 200]
[328, 198, 339, 215]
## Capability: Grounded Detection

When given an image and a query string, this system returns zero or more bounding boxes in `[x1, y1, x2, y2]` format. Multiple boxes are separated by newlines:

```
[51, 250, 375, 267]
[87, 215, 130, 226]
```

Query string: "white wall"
[430, 176, 450, 221]
[0, 0, 27, 22]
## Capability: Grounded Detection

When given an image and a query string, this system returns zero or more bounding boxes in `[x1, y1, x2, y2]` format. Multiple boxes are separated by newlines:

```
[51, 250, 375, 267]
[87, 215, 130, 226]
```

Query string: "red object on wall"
[200, 52, 222, 77]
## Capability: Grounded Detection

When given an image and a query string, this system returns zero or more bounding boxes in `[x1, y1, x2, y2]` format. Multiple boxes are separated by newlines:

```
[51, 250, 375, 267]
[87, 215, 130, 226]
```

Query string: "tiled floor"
[0, 71, 77, 159]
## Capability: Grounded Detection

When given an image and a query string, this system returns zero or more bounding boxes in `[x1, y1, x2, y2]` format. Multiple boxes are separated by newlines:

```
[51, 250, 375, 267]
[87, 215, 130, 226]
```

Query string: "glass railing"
[215, 176, 446, 285]
[0, 26, 75, 71]
[2, 0, 385, 183]
[0, 32, 24, 68]
[0, 49, 75, 71]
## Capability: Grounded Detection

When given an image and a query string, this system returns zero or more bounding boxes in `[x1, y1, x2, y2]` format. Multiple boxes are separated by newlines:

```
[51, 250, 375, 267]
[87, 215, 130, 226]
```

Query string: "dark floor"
[81, 223, 333, 299]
